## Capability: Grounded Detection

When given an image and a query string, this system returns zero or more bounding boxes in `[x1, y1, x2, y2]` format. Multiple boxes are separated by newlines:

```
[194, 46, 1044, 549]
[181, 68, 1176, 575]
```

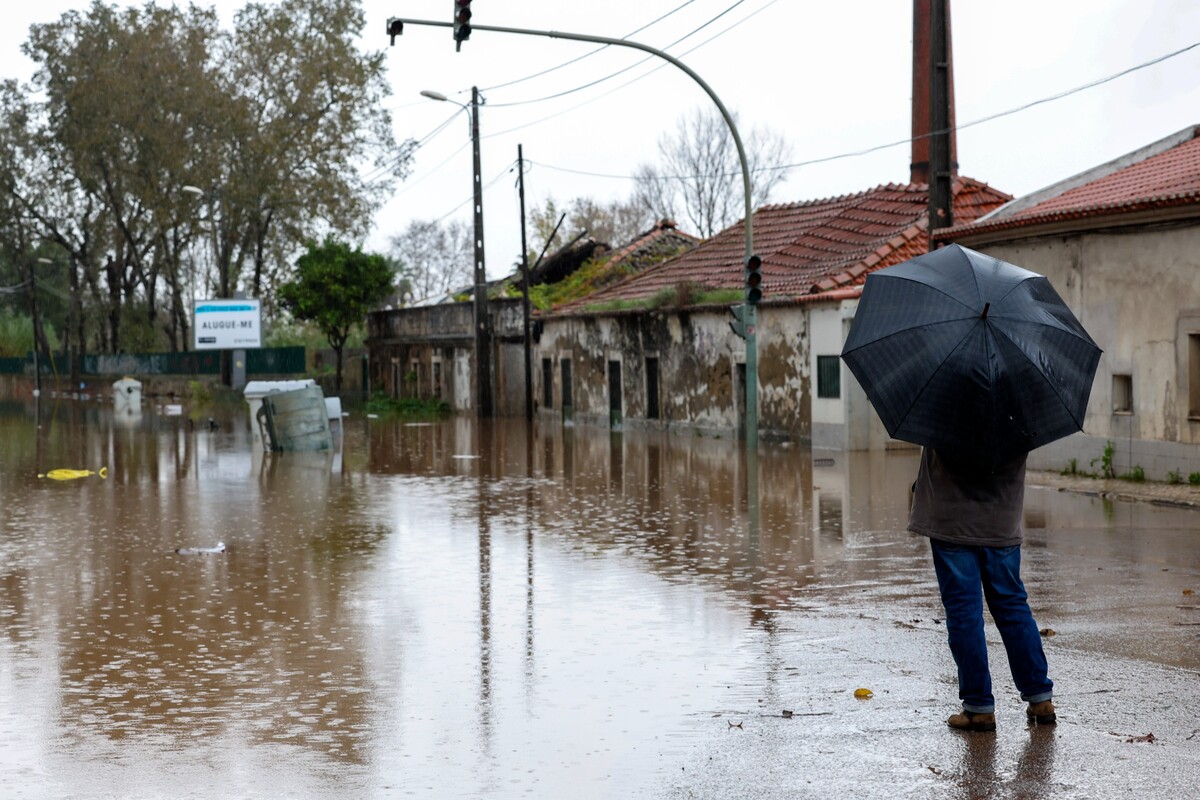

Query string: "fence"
[0, 347, 306, 377]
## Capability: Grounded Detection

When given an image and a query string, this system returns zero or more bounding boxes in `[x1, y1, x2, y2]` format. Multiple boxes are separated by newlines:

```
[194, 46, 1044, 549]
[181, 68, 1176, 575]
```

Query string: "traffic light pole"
[386, 17, 758, 447]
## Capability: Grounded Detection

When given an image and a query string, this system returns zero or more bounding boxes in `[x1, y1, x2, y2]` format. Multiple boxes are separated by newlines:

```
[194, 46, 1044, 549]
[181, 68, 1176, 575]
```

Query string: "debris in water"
[854, 688, 874, 699]
[1040, 628, 1057, 637]
[175, 542, 226, 555]
[38, 467, 107, 480]
[781, 710, 794, 718]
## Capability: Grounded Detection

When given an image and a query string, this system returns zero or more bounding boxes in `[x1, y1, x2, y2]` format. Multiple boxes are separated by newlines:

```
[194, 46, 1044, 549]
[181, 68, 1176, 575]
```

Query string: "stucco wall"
[979, 224, 1200, 478]
[537, 305, 813, 440]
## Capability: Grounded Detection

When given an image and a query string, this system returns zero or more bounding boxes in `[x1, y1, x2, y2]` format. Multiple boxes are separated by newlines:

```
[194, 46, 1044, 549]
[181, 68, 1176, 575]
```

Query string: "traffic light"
[453, 0, 472, 50]
[744, 253, 763, 305]
[387, 18, 403, 46]
[728, 304, 747, 340]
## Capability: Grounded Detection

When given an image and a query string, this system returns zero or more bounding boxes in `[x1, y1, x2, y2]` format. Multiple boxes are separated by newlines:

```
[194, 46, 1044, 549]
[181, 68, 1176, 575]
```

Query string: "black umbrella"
[840, 244, 1101, 467]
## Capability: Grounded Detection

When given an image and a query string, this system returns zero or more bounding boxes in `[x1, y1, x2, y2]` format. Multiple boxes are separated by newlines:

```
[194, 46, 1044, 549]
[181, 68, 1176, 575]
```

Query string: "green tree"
[9, 0, 411, 365]
[277, 238, 392, 393]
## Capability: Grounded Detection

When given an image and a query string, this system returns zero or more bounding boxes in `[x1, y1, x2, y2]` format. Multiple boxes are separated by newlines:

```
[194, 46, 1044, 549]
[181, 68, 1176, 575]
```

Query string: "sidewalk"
[1028, 469, 1200, 508]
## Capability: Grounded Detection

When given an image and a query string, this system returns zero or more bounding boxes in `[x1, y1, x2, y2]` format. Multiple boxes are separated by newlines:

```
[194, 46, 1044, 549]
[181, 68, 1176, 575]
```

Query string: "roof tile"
[549, 177, 1009, 314]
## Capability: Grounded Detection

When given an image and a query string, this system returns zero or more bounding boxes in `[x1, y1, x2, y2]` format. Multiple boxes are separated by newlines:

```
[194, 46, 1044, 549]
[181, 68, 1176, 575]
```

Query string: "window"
[645, 357, 660, 419]
[1190, 335, 1200, 418]
[817, 355, 841, 399]
[1112, 373, 1132, 414]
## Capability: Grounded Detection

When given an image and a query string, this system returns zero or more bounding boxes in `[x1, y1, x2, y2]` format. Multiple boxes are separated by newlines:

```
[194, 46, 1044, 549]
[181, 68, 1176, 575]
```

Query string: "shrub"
[1119, 465, 1145, 482]
[1091, 440, 1116, 479]
[365, 391, 449, 418]
[1167, 469, 1183, 485]
[1190, 472, 1200, 486]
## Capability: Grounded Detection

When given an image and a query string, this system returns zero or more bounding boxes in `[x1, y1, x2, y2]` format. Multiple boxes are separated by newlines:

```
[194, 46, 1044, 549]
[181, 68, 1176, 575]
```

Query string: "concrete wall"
[537, 304, 814, 440]
[979, 225, 1200, 479]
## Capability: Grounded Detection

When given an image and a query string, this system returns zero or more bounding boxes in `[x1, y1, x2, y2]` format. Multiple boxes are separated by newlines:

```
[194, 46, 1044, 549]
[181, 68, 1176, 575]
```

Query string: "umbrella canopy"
[840, 244, 1101, 467]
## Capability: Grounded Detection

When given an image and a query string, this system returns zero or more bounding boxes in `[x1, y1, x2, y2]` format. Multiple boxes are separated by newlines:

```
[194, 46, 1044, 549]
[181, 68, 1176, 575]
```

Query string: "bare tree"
[527, 195, 654, 259]
[388, 219, 473, 303]
[634, 107, 793, 238]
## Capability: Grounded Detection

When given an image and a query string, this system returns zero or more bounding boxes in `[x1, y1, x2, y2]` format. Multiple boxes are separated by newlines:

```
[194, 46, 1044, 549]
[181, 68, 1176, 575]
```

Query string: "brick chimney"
[911, 0, 958, 186]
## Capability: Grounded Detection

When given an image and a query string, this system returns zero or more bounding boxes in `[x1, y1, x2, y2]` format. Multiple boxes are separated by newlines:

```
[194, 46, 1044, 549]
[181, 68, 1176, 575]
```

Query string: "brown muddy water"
[1, 400, 1199, 798]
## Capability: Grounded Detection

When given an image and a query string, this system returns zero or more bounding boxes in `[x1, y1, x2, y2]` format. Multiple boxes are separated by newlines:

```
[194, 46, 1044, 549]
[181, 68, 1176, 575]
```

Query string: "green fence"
[0, 347, 306, 376]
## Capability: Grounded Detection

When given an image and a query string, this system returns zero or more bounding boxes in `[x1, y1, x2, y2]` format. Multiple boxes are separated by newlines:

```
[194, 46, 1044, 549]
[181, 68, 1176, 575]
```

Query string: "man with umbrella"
[842, 244, 1101, 732]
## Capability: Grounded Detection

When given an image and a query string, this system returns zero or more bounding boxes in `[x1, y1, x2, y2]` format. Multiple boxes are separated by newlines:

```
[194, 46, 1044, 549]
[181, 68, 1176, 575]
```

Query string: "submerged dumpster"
[256, 385, 332, 452]
[244, 380, 317, 450]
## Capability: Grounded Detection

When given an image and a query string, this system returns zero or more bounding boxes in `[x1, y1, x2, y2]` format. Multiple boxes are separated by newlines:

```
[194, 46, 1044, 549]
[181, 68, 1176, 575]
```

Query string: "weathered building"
[933, 125, 1200, 479]
[539, 179, 1010, 441]
[365, 222, 698, 416]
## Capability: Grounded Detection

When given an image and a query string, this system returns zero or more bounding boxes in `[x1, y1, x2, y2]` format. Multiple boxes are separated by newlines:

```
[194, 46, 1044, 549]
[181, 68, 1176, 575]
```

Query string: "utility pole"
[471, 86, 493, 418]
[387, 18, 756, 444]
[517, 144, 533, 422]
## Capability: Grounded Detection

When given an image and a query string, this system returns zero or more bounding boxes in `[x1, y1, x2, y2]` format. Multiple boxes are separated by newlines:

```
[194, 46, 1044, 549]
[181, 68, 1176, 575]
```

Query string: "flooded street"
[1, 400, 1199, 798]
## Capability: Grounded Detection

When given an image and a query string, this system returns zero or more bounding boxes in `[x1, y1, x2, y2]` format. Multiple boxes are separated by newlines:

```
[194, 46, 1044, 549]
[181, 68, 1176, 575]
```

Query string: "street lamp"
[421, 87, 492, 418]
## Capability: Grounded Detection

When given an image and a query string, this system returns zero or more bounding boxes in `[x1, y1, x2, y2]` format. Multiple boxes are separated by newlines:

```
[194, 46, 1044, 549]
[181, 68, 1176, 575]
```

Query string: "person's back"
[907, 448, 1056, 732]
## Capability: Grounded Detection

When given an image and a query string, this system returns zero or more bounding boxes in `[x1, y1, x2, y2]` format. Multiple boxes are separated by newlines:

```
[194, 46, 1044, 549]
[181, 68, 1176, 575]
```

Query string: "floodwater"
[1, 400, 1199, 798]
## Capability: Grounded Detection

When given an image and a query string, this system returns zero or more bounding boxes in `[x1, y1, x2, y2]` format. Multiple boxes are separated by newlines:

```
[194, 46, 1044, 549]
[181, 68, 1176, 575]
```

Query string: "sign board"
[193, 299, 262, 350]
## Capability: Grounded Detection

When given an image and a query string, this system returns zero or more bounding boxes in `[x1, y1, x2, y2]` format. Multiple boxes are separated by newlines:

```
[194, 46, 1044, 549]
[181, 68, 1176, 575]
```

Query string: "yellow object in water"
[38, 467, 108, 481]
[853, 688, 874, 699]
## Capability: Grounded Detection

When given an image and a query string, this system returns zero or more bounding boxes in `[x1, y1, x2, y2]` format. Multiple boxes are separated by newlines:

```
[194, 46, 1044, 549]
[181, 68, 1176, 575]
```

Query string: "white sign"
[194, 299, 262, 350]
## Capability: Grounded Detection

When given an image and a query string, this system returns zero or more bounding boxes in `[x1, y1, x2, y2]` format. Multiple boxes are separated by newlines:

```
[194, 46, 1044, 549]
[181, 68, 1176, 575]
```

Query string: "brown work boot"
[1026, 700, 1057, 725]
[947, 710, 996, 732]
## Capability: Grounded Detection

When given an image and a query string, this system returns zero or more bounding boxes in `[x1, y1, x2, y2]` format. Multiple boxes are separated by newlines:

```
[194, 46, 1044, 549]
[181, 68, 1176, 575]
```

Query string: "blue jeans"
[929, 538, 1053, 714]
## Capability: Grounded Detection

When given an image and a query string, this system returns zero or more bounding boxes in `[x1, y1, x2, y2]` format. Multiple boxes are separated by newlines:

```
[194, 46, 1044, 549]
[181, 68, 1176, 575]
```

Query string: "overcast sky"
[3, 1, 1200, 279]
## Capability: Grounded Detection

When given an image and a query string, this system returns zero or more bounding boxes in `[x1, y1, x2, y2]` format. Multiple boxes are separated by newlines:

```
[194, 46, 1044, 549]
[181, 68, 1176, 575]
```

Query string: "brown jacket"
[907, 448, 1027, 548]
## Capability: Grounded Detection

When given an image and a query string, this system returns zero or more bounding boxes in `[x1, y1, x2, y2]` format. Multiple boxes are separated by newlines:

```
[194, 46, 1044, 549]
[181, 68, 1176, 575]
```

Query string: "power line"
[429, 159, 520, 225]
[389, 140, 473, 198]
[488, 0, 751, 109]
[364, 107, 466, 185]
[523, 38, 1200, 181]
[382, 2, 769, 191]
[479, 0, 701, 94]
[482, 0, 779, 139]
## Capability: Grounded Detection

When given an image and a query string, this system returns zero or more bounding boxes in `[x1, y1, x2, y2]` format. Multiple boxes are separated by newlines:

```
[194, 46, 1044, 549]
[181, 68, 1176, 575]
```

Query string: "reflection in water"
[0, 404, 1195, 796]
[952, 725, 1057, 800]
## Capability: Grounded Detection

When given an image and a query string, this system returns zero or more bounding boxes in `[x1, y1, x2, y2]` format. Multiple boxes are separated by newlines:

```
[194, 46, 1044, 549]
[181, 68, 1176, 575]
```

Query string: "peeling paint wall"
[537, 305, 816, 441]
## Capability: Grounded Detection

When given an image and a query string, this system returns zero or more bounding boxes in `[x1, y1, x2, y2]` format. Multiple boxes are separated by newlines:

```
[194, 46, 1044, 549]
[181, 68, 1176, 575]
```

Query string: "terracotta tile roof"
[935, 125, 1200, 241]
[604, 219, 700, 271]
[548, 177, 1010, 316]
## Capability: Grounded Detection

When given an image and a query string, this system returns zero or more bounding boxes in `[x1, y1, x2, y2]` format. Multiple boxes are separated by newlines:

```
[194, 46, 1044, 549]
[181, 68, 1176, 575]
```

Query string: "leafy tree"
[1, 0, 412, 370]
[387, 219, 473, 303]
[634, 107, 793, 238]
[277, 238, 392, 392]
[217, 0, 411, 305]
